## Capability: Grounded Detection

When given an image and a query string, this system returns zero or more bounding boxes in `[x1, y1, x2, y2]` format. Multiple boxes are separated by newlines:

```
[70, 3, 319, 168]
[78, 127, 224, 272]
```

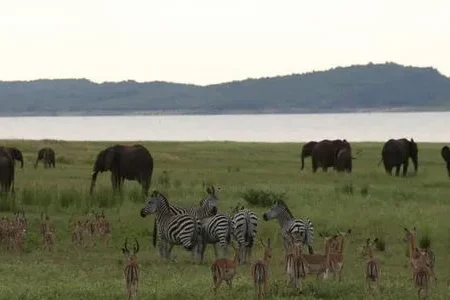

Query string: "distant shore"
[0, 106, 449, 117]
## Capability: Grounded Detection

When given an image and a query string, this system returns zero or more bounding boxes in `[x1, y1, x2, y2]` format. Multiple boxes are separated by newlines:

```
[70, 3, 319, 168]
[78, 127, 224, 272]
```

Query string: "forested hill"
[1, 62, 450, 116]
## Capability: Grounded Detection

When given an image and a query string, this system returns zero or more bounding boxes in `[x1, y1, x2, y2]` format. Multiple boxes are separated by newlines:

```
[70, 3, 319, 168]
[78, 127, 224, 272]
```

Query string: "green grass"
[0, 139, 449, 299]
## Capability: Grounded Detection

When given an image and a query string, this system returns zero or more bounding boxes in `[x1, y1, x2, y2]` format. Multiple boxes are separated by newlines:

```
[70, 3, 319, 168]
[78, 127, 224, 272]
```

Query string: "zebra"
[140, 190, 198, 259]
[263, 199, 314, 254]
[197, 213, 233, 263]
[151, 185, 220, 260]
[230, 203, 258, 264]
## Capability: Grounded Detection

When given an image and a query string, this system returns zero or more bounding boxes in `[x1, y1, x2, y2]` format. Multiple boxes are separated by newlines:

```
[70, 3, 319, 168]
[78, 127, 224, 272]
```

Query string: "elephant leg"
[395, 165, 401, 176]
[141, 180, 150, 197]
[447, 163, 450, 177]
[312, 157, 318, 173]
[402, 161, 409, 177]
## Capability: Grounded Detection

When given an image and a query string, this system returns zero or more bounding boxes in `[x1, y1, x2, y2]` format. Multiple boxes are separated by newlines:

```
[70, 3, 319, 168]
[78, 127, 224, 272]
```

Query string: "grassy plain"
[0, 139, 449, 300]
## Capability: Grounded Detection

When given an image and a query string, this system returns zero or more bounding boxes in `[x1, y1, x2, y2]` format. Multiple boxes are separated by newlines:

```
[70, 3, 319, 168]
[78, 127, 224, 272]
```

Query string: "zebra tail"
[152, 218, 157, 248]
[245, 213, 254, 248]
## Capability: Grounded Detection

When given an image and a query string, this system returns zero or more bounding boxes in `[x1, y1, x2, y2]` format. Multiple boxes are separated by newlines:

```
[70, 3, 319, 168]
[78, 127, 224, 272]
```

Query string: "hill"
[1, 62, 450, 116]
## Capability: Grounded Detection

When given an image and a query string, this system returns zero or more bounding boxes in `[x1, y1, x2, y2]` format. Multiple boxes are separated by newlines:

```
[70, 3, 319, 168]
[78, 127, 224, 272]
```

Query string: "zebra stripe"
[263, 200, 314, 254]
[141, 191, 198, 259]
[198, 213, 233, 263]
[231, 208, 258, 264]
[152, 185, 219, 247]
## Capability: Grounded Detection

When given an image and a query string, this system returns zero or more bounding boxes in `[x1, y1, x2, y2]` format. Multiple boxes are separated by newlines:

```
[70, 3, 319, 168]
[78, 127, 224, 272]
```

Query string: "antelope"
[362, 238, 381, 294]
[403, 227, 437, 282]
[285, 241, 307, 292]
[251, 239, 272, 299]
[319, 229, 351, 281]
[122, 238, 140, 300]
[300, 234, 337, 279]
[211, 242, 239, 294]
[413, 247, 432, 299]
[40, 214, 55, 251]
[71, 220, 84, 246]
[96, 211, 111, 246]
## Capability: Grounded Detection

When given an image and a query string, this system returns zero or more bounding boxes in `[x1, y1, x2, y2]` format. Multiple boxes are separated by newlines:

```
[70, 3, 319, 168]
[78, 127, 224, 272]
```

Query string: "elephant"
[0, 147, 23, 169]
[311, 139, 351, 173]
[300, 141, 318, 170]
[35, 147, 56, 169]
[334, 148, 352, 173]
[89, 144, 154, 196]
[0, 147, 15, 195]
[441, 146, 450, 177]
[380, 138, 418, 176]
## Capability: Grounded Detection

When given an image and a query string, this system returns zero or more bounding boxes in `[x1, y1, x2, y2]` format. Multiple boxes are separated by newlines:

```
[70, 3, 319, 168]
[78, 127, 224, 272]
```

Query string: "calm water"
[0, 112, 448, 143]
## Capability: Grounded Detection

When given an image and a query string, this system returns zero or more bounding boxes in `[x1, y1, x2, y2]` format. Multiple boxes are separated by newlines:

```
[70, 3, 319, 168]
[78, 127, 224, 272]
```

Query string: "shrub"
[374, 237, 386, 252]
[360, 185, 370, 197]
[241, 189, 286, 207]
[419, 233, 431, 249]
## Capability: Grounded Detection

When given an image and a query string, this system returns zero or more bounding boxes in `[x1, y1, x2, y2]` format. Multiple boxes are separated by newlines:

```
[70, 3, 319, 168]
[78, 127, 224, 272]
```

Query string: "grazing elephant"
[89, 144, 154, 196]
[441, 146, 450, 177]
[34, 147, 56, 169]
[381, 138, 418, 176]
[0, 147, 15, 195]
[334, 148, 352, 173]
[311, 139, 351, 173]
[0, 147, 23, 169]
[300, 141, 318, 170]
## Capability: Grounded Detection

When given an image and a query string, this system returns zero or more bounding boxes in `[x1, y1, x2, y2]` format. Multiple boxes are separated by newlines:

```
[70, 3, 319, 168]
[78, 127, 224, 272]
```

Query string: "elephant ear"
[104, 147, 121, 171]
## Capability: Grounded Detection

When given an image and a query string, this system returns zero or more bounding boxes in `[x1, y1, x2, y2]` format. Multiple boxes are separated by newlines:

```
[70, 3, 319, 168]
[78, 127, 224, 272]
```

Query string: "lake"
[0, 112, 448, 143]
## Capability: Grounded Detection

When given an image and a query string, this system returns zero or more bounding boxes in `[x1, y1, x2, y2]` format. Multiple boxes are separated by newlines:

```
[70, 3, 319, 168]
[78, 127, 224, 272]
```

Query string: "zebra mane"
[150, 190, 169, 203]
[276, 199, 293, 218]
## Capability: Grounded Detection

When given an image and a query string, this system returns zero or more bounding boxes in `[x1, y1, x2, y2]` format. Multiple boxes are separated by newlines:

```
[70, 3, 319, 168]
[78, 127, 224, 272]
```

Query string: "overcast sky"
[1, 0, 449, 85]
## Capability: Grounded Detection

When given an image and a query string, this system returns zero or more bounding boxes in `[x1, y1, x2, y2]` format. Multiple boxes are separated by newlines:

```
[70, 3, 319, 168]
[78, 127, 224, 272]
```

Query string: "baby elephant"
[35, 147, 56, 169]
[334, 148, 353, 173]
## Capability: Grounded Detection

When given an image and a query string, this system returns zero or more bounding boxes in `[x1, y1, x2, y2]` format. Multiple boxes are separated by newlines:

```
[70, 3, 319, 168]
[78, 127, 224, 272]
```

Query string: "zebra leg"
[308, 245, 314, 255]
[200, 239, 207, 263]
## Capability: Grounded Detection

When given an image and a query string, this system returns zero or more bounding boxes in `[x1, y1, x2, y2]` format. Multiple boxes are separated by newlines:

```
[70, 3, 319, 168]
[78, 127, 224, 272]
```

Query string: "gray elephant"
[300, 141, 318, 170]
[381, 138, 418, 176]
[334, 148, 352, 173]
[0, 147, 24, 169]
[35, 147, 56, 169]
[0, 147, 15, 195]
[311, 139, 351, 173]
[441, 146, 450, 177]
[89, 144, 154, 196]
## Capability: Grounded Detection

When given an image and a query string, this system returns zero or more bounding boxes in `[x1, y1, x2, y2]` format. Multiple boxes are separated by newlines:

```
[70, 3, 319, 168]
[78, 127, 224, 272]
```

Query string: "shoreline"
[0, 107, 449, 117]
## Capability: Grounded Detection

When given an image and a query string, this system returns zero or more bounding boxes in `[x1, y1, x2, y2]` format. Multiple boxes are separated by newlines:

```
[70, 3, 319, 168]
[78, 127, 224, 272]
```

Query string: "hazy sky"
[1, 0, 450, 85]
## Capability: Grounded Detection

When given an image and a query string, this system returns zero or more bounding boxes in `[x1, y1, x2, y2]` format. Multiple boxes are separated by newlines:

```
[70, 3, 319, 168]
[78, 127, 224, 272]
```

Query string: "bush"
[419, 233, 431, 249]
[241, 189, 286, 207]
[374, 237, 386, 252]
[360, 185, 370, 197]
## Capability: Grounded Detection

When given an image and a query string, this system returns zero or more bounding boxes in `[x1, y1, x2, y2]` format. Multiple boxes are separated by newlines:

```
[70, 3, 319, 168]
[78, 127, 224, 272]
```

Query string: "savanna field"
[0, 139, 450, 300]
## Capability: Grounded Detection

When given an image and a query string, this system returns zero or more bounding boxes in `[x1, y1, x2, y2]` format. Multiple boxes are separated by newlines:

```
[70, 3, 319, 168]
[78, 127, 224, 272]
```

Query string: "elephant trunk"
[300, 153, 305, 170]
[90, 171, 99, 195]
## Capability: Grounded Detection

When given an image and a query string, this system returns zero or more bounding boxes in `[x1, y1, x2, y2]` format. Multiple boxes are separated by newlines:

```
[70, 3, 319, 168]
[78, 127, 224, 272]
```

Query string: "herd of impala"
[122, 225, 435, 300]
